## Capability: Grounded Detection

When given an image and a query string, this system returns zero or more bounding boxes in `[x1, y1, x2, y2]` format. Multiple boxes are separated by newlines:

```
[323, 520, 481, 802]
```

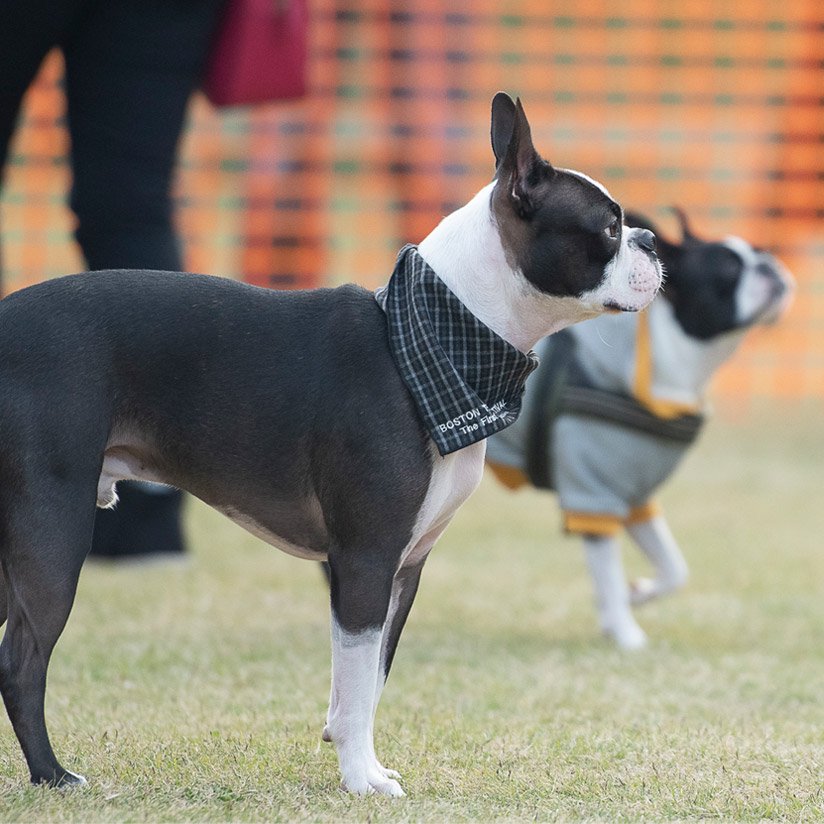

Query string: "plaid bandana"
[376, 245, 539, 456]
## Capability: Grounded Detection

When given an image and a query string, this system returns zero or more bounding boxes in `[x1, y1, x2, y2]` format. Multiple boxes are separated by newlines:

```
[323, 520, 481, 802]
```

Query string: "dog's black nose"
[636, 229, 656, 253]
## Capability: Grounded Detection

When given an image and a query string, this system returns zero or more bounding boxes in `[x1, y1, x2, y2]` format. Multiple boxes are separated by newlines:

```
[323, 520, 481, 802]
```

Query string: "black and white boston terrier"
[0, 94, 661, 795]
[487, 209, 793, 649]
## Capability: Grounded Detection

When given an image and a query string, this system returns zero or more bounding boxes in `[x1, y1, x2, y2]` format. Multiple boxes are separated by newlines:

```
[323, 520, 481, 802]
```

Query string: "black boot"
[89, 483, 186, 560]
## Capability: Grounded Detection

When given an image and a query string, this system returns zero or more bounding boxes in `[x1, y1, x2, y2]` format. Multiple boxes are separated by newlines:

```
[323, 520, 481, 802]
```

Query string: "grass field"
[0, 401, 821, 822]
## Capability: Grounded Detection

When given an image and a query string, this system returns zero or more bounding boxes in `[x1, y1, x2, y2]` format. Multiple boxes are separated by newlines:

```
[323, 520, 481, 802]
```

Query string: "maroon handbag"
[203, 0, 308, 107]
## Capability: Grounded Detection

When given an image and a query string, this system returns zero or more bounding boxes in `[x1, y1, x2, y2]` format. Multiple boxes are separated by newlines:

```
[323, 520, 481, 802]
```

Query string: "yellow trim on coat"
[486, 461, 529, 490]
[626, 500, 662, 524]
[563, 511, 624, 536]
[564, 501, 662, 536]
[634, 309, 702, 419]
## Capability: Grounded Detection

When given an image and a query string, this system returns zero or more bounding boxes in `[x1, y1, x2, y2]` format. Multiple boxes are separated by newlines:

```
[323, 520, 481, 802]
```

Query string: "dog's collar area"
[377, 245, 539, 456]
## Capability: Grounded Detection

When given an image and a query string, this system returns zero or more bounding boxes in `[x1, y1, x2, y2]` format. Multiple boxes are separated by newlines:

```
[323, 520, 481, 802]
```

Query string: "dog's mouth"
[603, 301, 641, 313]
[754, 280, 793, 325]
[739, 266, 795, 328]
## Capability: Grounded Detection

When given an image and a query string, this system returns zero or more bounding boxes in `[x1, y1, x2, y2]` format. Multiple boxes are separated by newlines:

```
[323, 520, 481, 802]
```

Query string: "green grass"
[0, 401, 822, 822]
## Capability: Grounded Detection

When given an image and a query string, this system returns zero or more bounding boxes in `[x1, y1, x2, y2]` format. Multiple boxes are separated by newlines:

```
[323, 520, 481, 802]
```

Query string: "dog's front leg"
[626, 514, 689, 605]
[583, 534, 647, 650]
[324, 554, 405, 797]
[326, 561, 421, 785]
[368, 521, 453, 728]
[323, 559, 428, 787]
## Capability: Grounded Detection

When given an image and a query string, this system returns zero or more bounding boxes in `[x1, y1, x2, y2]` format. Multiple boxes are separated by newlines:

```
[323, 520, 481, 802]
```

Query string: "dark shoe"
[89, 483, 186, 560]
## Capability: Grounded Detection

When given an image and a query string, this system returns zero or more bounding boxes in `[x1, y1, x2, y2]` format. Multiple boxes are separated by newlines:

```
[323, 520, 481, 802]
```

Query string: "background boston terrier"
[487, 209, 794, 649]
[0, 93, 661, 795]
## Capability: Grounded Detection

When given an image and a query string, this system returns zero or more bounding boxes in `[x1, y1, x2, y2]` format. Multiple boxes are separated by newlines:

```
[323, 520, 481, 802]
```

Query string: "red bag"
[203, 0, 308, 107]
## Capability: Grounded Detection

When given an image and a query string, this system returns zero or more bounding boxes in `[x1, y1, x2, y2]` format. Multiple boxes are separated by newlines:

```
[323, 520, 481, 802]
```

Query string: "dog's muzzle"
[634, 229, 656, 254]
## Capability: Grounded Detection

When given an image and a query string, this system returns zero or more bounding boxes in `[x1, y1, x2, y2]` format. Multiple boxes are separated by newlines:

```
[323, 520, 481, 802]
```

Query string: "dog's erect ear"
[671, 206, 699, 243]
[626, 210, 681, 259]
[491, 92, 518, 168]
[623, 211, 659, 235]
[490, 92, 553, 219]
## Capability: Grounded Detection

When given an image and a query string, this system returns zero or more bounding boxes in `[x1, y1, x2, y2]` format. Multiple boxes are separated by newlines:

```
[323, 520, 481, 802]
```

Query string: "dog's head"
[489, 92, 663, 314]
[626, 209, 795, 340]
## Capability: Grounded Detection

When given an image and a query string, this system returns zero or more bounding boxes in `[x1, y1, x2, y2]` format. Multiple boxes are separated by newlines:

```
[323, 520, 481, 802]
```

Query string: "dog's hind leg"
[0, 486, 94, 786]
[324, 548, 407, 797]
[627, 514, 688, 605]
[583, 534, 647, 650]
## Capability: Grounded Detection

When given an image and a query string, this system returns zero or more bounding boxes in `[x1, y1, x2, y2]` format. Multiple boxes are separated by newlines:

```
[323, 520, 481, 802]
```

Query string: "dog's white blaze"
[558, 167, 614, 199]
[725, 235, 767, 323]
[553, 171, 662, 313]
[724, 236, 794, 325]
[327, 619, 404, 796]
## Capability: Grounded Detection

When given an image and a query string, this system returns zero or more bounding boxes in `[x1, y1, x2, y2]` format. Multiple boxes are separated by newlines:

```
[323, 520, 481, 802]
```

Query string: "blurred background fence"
[2, 0, 822, 399]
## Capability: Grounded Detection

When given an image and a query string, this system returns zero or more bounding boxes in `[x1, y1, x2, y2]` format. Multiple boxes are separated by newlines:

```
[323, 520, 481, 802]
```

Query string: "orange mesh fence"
[2, 0, 823, 398]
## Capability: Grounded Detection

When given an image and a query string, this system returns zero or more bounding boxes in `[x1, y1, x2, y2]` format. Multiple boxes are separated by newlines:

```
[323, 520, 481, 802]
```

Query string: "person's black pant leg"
[0, 0, 90, 291]
[61, 0, 224, 558]
[63, 0, 224, 271]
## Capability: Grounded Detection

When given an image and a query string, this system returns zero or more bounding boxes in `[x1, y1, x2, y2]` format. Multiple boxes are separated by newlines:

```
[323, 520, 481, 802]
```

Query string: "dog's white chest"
[401, 441, 486, 567]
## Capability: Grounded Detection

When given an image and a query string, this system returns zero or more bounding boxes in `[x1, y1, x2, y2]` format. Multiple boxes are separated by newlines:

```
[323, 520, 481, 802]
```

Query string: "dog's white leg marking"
[583, 535, 647, 650]
[326, 561, 427, 787]
[326, 618, 404, 797]
[626, 515, 689, 605]
[323, 577, 407, 784]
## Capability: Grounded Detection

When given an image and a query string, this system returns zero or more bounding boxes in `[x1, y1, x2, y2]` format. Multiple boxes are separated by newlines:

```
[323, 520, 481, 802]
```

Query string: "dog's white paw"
[53, 770, 87, 790]
[323, 726, 400, 783]
[603, 620, 648, 650]
[629, 576, 658, 606]
[630, 571, 687, 606]
[378, 764, 401, 781]
[338, 748, 405, 797]
[340, 768, 405, 797]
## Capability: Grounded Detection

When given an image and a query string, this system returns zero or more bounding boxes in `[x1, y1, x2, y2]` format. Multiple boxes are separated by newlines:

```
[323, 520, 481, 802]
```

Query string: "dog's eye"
[603, 220, 619, 240]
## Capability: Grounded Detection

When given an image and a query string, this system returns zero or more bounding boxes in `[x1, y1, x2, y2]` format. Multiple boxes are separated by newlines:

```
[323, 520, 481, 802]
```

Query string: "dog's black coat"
[1, 269, 432, 568]
[0, 270, 432, 783]
[0, 93, 663, 793]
